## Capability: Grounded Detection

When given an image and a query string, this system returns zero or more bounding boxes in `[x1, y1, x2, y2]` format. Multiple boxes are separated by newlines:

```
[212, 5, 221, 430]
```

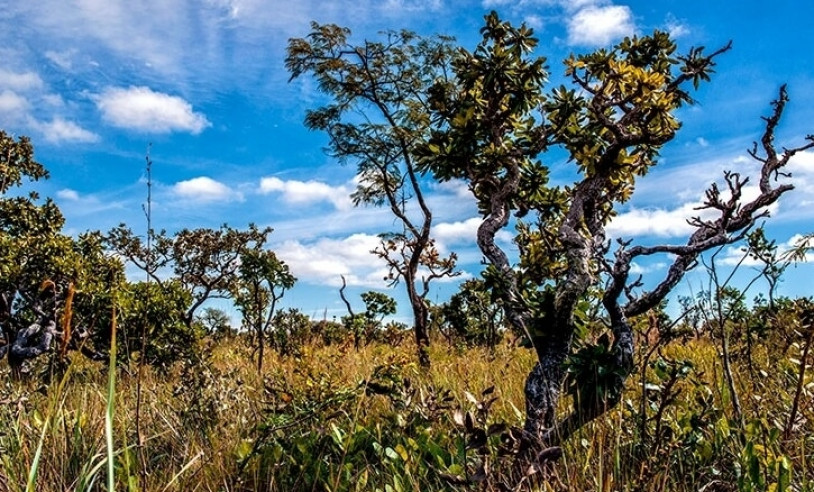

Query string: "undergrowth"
[0, 328, 812, 491]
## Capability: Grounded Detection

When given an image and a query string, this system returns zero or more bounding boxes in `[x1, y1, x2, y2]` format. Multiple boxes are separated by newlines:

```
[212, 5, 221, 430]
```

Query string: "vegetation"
[2, 11, 814, 491]
[0, 131, 123, 378]
[1, 296, 814, 491]
[286, 24, 460, 367]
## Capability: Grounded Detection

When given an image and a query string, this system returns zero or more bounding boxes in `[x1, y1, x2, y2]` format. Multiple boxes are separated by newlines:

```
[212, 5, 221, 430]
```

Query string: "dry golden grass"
[0, 333, 812, 491]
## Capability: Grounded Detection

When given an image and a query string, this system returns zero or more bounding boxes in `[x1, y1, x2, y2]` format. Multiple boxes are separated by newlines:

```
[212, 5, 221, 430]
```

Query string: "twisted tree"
[420, 12, 813, 453]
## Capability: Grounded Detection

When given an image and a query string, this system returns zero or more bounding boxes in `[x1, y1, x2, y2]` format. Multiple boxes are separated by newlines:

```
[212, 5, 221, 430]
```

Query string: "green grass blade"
[106, 305, 118, 491]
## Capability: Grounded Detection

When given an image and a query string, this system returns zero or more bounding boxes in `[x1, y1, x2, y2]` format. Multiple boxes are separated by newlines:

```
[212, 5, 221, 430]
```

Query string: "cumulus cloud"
[629, 261, 667, 275]
[789, 150, 814, 174]
[608, 185, 778, 239]
[430, 179, 472, 199]
[275, 234, 390, 287]
[259, 176, 352, 210]
[432, 217, 513, 246]
[567, 5, 635, 46]
[57, 189, 80, 201]
[433, 218, 483, 245]
[0, 69, 44, 91]
[720, 234, 814, 267]
[607, 202, 702, 238]
[0, 90, 29, 115]
[664, 14, 689, 38]
[95, 86, 210, 134]
[33, 117, 100, 143]
[172, 176, 242, 203]
[785, 151, 814, 204]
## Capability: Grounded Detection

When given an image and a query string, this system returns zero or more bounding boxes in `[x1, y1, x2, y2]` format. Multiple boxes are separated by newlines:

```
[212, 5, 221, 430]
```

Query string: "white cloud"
[433, 218, 483, 245]
[524, 14, 545, 30]
[42, 94, 65, 107]
[259, 176, 352, 210]
[95, 86, 210, 134]
[430, 178, 473, 199]
[275, 234, 390, 288]
[480, 0, 598, 13]
[44, 50, 77, 70]
[57, 189, 80, 201]
[0, 90, 29, 115]
[33, 117, 100, 143]
[629, 261, 667, 275]
[789, 150, 814, 174]
[608, 202, 703, 238]
[664, 14, 689, 38]
[172, 176, 243, 203]
[567, 5, 635, 46]
[431, 217, 509, 244]
[720, 234, 814, 267]
[0, 89, 97, 144]
[383, 0, 442, 11]
[608, 184, 780, 239]
[0, 70, 44, 91]
[560, 0, 604, 11]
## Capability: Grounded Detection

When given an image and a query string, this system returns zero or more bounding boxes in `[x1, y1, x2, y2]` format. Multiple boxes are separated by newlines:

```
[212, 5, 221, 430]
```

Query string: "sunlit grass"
[1, 331, 812, 491]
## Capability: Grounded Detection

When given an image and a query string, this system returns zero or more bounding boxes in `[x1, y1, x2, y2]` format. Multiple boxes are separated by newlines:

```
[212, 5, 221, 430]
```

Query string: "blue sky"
[2, 0, 813, 324]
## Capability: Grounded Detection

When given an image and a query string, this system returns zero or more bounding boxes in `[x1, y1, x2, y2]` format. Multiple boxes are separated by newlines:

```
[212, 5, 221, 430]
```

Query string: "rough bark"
[484, 86, 811, 453]
[408, 288, 432, 368]
[8, 301, 59, 378]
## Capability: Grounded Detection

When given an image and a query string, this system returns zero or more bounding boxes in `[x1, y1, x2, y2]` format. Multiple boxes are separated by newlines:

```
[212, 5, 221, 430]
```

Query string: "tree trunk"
[411, 292, 431, 368]
[9, 317, 58, 380]
[256, 325, 265, 373]
[524, 330, 572, 440]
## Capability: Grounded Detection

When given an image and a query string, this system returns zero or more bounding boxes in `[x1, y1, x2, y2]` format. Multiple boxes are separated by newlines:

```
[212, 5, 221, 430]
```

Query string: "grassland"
[1, 327, 812, 491]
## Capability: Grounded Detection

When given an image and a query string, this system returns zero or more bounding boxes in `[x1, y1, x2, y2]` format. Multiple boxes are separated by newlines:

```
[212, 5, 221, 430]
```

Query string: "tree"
[339, 276, 397, 348]
[233, 247, 296, 372]
[117, 280, 196, 368]
[439, 278, 506, 347]
[270, 308, 313, 356]
[421, 12, 813, 453]
[286, 24, 459, 367]
[107, 224, 274, 329]
[196, 307, 234, 339]
[0, 131, 124, 376]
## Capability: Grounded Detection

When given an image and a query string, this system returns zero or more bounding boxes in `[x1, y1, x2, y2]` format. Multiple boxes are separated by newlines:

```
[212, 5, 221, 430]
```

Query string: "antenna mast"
[144, 143, 153, 255]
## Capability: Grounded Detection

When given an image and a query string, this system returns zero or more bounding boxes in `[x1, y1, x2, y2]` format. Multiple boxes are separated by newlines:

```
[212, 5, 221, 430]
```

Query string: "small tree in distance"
[196, 307, 234, 339]
[339, 275, 398, 348]
[107, 223, 274, 330]
[233, 247, 295, 372]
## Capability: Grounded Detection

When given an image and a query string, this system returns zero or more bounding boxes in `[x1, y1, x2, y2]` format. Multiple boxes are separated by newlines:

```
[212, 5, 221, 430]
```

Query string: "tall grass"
[0, 331, 812, 491]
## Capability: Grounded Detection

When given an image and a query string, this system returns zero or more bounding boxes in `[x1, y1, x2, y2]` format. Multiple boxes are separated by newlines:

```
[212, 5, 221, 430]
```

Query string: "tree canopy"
[420, 12, 813, 447]
[286, 24, 460, 367]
